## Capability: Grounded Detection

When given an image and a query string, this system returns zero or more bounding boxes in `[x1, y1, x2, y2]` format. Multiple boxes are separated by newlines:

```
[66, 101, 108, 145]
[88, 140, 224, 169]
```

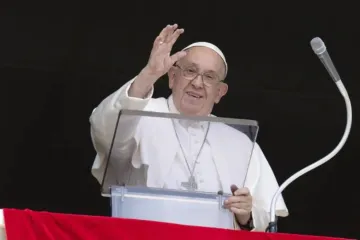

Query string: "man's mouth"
[186, 91, 203, 99]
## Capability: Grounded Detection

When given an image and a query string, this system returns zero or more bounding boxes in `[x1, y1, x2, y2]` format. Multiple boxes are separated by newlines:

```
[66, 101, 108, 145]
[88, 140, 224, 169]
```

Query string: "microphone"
[310, 37, 341, 83]
[266, 37, 353, 233]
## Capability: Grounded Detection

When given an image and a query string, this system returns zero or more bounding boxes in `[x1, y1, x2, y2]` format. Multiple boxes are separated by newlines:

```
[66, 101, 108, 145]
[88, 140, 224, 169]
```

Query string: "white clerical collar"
[167, 95, 210, 130]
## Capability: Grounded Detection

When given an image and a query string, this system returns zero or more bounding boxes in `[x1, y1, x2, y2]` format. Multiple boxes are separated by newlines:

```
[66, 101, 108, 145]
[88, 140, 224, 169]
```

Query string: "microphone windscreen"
[310, 37, 326, 55]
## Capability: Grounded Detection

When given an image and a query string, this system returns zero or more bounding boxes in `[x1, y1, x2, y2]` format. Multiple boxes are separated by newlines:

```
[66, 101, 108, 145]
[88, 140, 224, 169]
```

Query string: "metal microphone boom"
[267, 37, 353, 233]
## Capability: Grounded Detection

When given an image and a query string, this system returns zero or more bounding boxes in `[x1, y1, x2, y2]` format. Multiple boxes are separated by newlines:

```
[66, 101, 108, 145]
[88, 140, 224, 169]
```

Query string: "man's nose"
[191, 75, 204, 88]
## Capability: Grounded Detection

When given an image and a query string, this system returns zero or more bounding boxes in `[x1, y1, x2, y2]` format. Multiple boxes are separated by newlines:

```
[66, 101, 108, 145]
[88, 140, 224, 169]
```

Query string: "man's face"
[168, 47, 228, 116]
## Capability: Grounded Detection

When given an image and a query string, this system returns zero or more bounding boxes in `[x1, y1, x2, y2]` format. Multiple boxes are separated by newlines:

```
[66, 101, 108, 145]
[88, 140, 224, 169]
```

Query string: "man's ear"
[168, 67, 176, 89]
[214, 82, 228, 104]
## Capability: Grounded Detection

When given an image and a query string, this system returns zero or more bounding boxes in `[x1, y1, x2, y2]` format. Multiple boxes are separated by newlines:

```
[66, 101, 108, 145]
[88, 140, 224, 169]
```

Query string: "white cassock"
[89, 77, 289, 232]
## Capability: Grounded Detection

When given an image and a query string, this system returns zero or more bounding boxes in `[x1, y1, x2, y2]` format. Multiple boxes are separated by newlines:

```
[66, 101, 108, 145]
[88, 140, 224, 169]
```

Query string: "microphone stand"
[266, 38, 353, 233]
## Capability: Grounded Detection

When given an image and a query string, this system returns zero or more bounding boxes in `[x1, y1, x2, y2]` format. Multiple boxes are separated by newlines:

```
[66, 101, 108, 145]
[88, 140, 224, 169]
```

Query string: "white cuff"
[114, 77, 154, 110]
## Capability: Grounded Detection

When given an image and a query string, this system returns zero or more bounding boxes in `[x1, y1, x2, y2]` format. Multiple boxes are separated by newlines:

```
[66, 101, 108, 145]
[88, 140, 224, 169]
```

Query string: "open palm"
[146, 24, 187, 78]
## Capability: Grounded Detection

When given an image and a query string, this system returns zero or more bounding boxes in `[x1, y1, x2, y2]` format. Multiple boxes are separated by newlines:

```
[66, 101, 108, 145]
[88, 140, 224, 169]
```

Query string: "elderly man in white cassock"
[89, 24, 289, 231]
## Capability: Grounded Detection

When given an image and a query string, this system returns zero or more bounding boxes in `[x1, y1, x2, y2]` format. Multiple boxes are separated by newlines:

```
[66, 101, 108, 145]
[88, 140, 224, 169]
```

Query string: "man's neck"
[167, 95, 214, 130]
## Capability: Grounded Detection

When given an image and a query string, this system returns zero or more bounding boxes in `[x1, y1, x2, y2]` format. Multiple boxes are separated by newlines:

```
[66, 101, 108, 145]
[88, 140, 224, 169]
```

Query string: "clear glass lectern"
[100, 109, 259, 230]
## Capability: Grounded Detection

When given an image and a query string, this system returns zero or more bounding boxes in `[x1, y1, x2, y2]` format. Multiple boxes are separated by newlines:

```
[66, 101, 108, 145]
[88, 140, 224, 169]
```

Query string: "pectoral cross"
[181, 176, 198, 190]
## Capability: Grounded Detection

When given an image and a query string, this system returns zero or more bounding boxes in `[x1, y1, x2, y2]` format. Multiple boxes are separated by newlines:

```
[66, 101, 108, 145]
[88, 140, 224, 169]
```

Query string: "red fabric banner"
[3, 208, 351, 240]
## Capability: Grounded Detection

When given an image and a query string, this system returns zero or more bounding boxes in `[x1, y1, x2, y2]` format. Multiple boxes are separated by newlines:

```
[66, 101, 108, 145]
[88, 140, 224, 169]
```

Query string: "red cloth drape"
[3, 208, 350, 240]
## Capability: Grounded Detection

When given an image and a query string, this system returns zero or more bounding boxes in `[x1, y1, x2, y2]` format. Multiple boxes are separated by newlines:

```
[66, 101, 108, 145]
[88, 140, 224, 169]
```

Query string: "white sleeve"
[89, 77, 154, 183]
[245, 144, 289, 232]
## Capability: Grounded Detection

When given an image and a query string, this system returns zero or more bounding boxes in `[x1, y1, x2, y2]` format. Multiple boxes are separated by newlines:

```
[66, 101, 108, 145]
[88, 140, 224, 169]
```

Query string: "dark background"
[0, 3, 359, 239]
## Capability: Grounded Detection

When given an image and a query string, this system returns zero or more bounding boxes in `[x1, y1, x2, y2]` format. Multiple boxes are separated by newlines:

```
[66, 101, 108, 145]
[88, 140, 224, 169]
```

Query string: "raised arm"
[89, 24, 186, 184]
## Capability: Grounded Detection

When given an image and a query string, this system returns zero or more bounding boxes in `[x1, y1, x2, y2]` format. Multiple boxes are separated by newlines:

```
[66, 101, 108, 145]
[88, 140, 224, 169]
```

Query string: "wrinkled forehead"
[180, 47, 226, 75]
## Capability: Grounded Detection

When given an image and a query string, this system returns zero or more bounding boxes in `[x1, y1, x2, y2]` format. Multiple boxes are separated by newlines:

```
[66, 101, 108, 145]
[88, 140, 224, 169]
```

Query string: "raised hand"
[130, 24, 186, 98]
[146, 24, 186, 80]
